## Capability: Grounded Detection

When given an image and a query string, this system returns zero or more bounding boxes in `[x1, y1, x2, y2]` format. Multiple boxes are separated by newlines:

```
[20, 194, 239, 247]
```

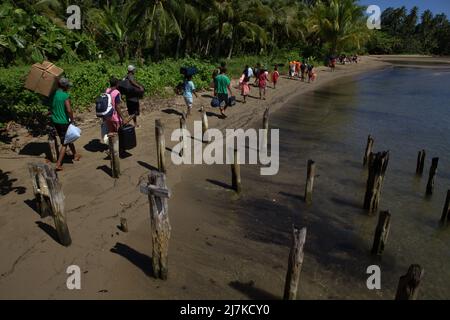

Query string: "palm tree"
[307, 0, 370, 55]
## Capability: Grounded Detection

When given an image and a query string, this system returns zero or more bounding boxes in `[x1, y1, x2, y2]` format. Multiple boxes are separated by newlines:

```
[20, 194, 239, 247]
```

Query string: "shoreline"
[0, 56, 391, 299]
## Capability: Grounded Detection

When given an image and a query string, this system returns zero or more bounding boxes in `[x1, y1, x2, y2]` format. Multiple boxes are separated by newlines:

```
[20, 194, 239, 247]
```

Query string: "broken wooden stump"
[120, 218, 128, 233]
[179, 112, 187, 157]
[262, 107, 269, 151]
[416, 150, 426, 175]
[304, 160, 316, 205]
[231, 148, 242, 194]
[363, 151, 389, 215]
[363, 135, 374, 166]
[140, 170, 171, 280]
[47, 128, 59, 163]
[283, 226, 307, 300]
[28, 163, 71, 246]
[440, 190, 450, 226]
[426, 157, 439, 195]
[155, 119, 166, 173]
[371, 210, 391, 255]
[395, 264, 424, 300]
[201, 106, 209, 142]
[108, 133, 120, 178]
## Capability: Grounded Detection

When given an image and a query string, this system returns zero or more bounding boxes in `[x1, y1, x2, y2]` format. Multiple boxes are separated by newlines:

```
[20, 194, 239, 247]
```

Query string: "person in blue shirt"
[183, 74, 198, 117]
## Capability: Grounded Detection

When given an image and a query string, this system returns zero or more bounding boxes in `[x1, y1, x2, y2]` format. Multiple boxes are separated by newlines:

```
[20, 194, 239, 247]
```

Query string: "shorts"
[184, 96, 193, 108]
[126, 100, 140, 116]
[217, 93, 229, 108]
[53, 123, 69, 145]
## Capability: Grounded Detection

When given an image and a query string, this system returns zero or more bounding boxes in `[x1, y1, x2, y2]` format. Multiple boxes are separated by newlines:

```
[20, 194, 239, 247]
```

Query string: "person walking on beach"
[258, 67, 269, 100]
[104, 77, 124, 134]
[239, 66, 251, 103]
[214, 67, 233, 118]
[272, 65, 280, 89]
[308, 64, 316, 83]
[183, 74, 198, 116]
[124, 65, 144, 128]
[330, 56, 336, 72]
[50, 78, 81, 171]
[300, 60, 307, 82]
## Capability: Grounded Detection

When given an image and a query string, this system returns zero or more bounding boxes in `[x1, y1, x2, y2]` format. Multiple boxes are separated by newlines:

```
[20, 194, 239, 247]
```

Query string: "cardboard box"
[24, 61, 64, 97]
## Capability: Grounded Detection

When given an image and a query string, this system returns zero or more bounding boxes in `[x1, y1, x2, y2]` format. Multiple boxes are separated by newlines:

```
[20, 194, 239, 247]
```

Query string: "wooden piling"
[120, 218, 128, 232]
[371, 210, 391, 255]
[231, 148, 242, 194]
[262, 107, 269, 151]
[140, 170, 171, 280]
[363, 135, 374, 166]
[179, 112, 187, 157]
[426, 157, 439, 195]
[201, 106, 209, 142]
[155, 119, 166, 173]
[416, 150, 426, 175]
[28, 163, 71, 246]
[48, 129, 59, 163]
[283, 226, 307, 300]
[108, 133, 120, 178]
[440, 190, 450, 226]
[363, 151, 390, 215]
[395, 264, 424, 300]
[304, 160, 316, 205]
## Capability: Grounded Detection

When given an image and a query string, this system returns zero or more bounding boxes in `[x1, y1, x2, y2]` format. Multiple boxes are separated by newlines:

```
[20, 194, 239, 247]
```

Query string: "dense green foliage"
[368, 6, 450, 55]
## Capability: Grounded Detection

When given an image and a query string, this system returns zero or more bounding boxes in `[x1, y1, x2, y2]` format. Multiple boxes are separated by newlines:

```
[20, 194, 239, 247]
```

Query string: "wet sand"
[0, 56, 409, 299]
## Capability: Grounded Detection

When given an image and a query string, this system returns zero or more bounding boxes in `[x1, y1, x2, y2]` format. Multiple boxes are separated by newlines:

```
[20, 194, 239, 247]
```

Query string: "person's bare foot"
[73, 154, 82, 161]
[55, 165, 63, 172]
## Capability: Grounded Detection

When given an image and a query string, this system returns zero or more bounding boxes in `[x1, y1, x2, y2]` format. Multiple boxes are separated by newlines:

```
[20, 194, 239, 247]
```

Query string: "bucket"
[118, 124, 137, 150]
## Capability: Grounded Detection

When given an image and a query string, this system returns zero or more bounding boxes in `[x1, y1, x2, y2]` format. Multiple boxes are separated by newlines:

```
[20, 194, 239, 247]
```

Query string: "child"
[239, 67, 251, 103]
[308, 64, 316, 83]
[258, 68, 269, 100]
[183, 74, 198, 116]
[289, 61, 295, 79]
[272, 65, 280, 89]
[105, 77, 124, 134]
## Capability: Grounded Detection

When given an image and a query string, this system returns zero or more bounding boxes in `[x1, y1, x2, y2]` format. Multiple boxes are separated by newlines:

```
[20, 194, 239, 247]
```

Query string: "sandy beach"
[0, 56, 402, 299]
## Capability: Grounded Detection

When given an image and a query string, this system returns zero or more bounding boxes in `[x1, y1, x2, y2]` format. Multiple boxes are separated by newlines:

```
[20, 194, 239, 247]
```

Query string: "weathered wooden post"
[47, 128, 59, 163]
[179, 112, 187, 157]
[108, 133, 120, 178]
[262, 107, 269, 151]
[201, 106, 209, 142]
[363, 151, 390, 214]
[395, 264, 424, 300]
[120, 218, 128, 232]
[416, 150, 426, 175]
[283, 226, 307, 300]
[304, 160, 316, 205]
[371, 210, 391, 255]
[426, 157, 439, 195]
[440, 190, 450, 226]
[28, 163, 71, 246]
[140, 170, 171, 280]
[231, 148, 242, 194]
[363, 135, 374, 166]
[155, 119, 166, 173]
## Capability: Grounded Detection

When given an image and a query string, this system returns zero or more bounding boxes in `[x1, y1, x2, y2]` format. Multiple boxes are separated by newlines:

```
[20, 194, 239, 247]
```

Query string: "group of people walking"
[48, 55, 335, 171]
[48, 65, 144, 170]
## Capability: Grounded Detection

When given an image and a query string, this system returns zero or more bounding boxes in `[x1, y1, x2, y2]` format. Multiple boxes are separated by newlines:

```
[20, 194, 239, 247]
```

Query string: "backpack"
[95, 93, 114, 118]
[211, 96, 220, 108]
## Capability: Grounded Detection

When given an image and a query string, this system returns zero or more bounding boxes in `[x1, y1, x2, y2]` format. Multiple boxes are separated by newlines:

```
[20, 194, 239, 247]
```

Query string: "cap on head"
[59, 77, 72, 88]
[128, 65, 136, 72]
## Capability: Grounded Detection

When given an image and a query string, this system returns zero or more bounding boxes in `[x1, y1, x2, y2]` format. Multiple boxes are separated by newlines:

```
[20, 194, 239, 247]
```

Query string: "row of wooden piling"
[34, 107, 447, 299]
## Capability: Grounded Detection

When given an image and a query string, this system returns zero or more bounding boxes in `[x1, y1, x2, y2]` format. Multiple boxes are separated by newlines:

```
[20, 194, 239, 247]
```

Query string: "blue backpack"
[95, 93, 114, 118]
[211, 96, 220, 108]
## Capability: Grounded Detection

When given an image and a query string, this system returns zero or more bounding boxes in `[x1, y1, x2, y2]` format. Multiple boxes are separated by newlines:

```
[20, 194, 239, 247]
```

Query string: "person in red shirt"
[272, 65, 280, 89]
[258, 67, 269, 100]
